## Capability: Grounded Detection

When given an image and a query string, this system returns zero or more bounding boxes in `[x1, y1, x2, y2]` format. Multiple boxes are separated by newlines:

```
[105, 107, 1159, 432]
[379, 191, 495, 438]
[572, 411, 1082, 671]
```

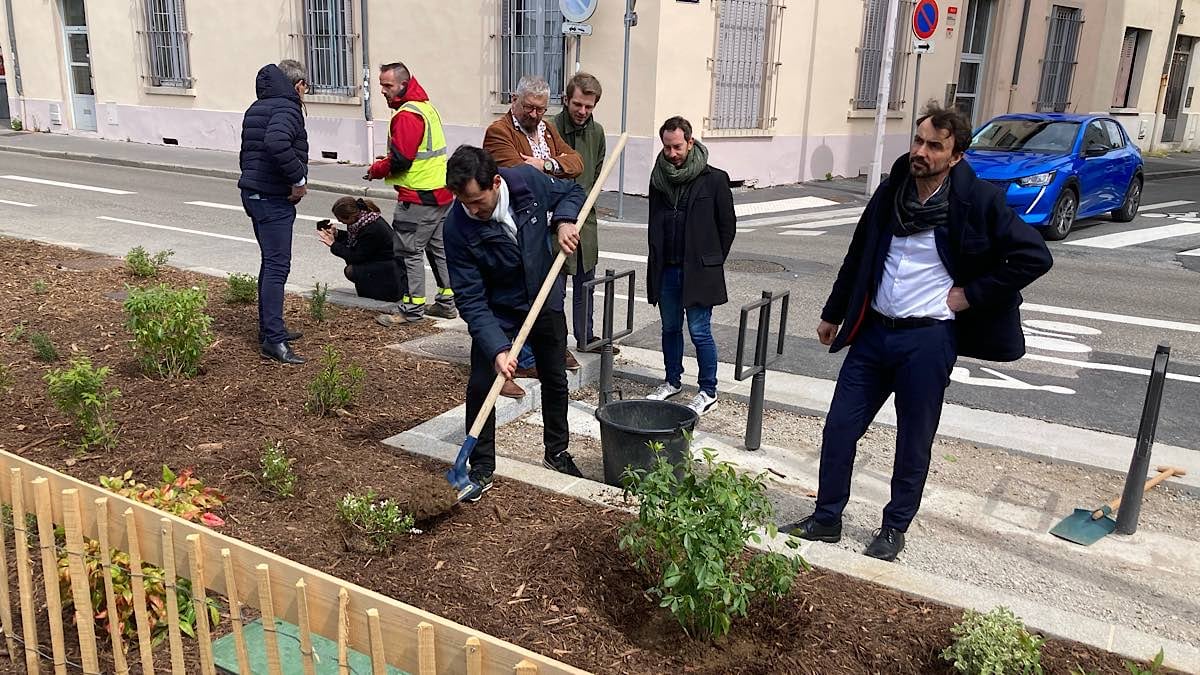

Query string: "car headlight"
[1017, 171, 1056, 187]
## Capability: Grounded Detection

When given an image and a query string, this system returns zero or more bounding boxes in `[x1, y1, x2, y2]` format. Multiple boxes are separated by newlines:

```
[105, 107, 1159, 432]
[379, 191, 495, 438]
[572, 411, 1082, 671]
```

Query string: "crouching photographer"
[316, 197, 405, 302]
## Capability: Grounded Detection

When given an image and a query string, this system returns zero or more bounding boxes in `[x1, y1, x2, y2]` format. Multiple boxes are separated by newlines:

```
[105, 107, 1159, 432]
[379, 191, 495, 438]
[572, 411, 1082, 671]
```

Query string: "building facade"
[1, 0, 1198, 193]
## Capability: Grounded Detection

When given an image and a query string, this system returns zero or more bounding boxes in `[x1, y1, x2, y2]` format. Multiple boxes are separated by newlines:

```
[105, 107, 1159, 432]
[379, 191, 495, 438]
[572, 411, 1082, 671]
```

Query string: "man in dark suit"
[784, 105, 1053, 561]
[443, 146, 587, 503]
[643, 116, 736, 417]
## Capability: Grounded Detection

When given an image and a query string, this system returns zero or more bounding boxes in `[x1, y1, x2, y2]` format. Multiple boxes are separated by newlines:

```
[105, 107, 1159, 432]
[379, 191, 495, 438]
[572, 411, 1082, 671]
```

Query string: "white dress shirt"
[871, 182, 955, 321]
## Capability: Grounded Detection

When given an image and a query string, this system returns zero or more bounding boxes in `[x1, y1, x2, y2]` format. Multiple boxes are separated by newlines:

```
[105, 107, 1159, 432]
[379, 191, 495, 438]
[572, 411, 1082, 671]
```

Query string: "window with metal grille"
[1036, 5, 1083, 113]
[854, 0, 914, 110]
[498, 0, 566, 101]
[143, 0, 191, 88]
[710, 0, 786, 131]
[301, 0, 356, 97]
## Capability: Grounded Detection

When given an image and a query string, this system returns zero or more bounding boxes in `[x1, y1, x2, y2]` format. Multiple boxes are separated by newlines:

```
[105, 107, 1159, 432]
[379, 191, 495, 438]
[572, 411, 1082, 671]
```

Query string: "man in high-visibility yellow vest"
[366, 62, 456, 323]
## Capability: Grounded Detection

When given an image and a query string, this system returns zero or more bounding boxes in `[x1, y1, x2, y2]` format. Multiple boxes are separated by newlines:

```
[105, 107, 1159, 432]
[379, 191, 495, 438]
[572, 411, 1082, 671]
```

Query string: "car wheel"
[1043, 189, 1077, 241]
[1111, 176, 1142, 223]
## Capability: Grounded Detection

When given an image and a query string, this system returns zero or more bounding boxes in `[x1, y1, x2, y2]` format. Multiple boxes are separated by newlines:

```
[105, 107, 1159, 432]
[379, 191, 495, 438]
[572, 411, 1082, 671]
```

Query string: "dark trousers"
[814, 317, 957, 531]
[466, 309, 570, 476]
[571, 249, 596, 348]
[241, 190, 296, 345]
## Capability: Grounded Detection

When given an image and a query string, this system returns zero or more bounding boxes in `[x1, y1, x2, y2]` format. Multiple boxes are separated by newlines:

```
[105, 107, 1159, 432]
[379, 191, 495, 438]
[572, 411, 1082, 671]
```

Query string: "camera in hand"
[316, 219, 333, 231]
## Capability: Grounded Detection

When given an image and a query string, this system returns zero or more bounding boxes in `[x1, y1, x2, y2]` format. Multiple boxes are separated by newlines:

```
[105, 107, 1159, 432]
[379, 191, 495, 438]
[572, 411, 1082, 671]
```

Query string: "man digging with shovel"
[444, 146, 587, 503]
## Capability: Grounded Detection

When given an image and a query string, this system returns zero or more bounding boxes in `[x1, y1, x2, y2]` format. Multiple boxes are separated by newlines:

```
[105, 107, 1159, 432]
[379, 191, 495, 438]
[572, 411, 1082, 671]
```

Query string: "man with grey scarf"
[783, 105, 1052, 561]
[644, 116, 736, 417]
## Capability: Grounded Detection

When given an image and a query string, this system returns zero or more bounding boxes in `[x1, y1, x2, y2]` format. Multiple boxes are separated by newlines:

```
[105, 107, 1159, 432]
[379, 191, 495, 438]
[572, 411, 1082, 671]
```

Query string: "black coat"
[329, 216, 404, 302]
[646, 165, 737, 308]
[823, 154, 1053, 362]
[237, 64, 308, 196]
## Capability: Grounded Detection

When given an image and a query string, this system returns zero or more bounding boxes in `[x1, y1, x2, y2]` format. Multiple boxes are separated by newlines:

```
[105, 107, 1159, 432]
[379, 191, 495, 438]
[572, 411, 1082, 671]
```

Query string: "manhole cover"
[726, 258, 786, 274]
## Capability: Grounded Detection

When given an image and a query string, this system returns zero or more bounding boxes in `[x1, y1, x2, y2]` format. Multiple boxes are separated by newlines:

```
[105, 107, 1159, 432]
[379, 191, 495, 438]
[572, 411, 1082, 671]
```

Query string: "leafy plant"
[307, 346, 364, 416]
[225, 273, 258, 304]
[1125, 649, 1166, 675]
[310, 282, 331, 321]
[9, 118, 22, 132]
[125, 246, 175, 278]
[619, 443, 807, 640]
[45, 358, 120, 451]
[336, 490, 415, 553]
[32, 279, 48, 295]
[123, 284, 214, 378]
[260, 440, 298, 498]
[30, 331, 58, 362]
[57, 534, 219, 645]
[5, 322, 26, 343]
[942, 607, 1045, 675]
[0, 364, 12, 393]
[100, 465, 226, 527]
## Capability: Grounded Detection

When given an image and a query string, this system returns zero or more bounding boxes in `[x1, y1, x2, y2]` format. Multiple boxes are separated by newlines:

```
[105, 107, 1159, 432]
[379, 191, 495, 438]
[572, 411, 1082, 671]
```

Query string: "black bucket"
[594, 400, 698, 488]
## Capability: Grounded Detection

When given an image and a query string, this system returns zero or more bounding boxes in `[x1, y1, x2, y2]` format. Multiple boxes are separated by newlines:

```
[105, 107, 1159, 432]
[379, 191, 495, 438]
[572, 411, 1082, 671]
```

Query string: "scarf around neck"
[893, 175, 950, 237]
[651, 140, 709, 208]
[347, 211, 382, 246]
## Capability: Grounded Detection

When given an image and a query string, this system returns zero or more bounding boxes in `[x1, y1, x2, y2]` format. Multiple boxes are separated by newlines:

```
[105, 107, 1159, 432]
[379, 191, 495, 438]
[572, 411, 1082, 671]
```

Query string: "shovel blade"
[1050, 508, 1118, 546]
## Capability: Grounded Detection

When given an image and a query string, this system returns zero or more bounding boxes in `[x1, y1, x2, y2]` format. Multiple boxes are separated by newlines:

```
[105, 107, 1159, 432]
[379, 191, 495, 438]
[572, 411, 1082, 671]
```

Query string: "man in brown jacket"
[483, 74, 584, 398]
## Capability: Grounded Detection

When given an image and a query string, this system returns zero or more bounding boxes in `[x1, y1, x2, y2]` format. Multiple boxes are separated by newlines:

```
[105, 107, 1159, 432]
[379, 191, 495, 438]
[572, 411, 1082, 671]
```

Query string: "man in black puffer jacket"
[239, 60, 309, 364]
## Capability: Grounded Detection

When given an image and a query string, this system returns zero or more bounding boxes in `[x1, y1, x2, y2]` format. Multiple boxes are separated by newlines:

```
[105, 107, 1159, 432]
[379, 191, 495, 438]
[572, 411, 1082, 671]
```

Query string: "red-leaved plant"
[100, 465, 226, 527]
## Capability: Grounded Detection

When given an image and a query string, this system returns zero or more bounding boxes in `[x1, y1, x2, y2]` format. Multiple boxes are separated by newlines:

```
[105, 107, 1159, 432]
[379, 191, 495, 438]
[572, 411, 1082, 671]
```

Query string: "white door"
[62, 0, 96, 132]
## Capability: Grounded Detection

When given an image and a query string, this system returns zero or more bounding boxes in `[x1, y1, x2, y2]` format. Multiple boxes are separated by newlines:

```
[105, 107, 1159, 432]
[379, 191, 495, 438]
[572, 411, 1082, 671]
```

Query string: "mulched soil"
[0, 238, 1153, 674]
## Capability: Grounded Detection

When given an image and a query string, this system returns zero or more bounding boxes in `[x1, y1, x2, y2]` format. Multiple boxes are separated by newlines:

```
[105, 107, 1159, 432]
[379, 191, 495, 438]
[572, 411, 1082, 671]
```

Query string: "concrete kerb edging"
[385, 390, 1200, 673]
[0, 145, 397, 200]
[1145, 168, 1200, 182]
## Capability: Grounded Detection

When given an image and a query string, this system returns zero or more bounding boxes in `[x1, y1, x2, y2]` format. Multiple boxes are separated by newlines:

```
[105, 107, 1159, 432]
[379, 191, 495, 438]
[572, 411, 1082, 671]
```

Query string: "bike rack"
[583, 268, 637, 406]
[735, 290, 790, 451]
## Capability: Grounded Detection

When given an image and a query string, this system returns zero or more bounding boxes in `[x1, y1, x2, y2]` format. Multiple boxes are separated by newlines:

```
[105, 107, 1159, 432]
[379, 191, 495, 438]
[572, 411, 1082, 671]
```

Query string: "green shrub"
[1125, 649, 1166, 675]
[336, 490, 415, 553]
[307, 346, 364, 416]
[10, 118, 22, 132]
[619, 443, 807, 640]
[310, 282, 331, 322]
[100, 465, 226, 527]
[125, 246, 175, 278]
[123, 284, 214, 378]
[45, 358, 120, 451]
[32, 279, 48, 295]
[260, 440, 298, 498]
[225, 273, 258, 304]
[4, 322, 26, 343]
[942, 607, 1045, 675]
[29, 331, 58, 362]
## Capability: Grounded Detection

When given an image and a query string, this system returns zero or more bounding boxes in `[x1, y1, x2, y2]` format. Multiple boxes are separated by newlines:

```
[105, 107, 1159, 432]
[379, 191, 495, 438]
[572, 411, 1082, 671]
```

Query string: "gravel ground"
[488, 379, 1200, 648]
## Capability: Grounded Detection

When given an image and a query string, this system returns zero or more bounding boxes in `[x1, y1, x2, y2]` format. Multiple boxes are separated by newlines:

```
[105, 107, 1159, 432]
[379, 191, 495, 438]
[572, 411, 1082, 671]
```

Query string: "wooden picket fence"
[0, 450, 589, 675]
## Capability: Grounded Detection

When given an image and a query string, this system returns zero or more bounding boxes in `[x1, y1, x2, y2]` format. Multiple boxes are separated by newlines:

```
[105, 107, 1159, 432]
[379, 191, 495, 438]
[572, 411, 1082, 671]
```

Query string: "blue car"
[966, 113, 1144, 241]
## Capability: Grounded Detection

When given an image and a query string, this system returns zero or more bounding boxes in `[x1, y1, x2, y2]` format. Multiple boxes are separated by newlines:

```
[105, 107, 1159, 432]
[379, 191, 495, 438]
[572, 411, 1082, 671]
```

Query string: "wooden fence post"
[123, 508, 155, 675]
[296, 579, 317, 675]
[160, 518, 186, 675]
[466, 637, 483, 675]
[9, 468, 41, 674]
[95, 498, 130, 675]
[256, 563, 284, 675]
[418, 622, 436, 675]
[187, 534, 216, 675]
[32, 478, 67, 675]
[61, 489, 101, 674]
[0, 480, 18, 662]
[338, 587, 350, 675]
[221, 548, 252, 675]
[368, 608, 387, 675]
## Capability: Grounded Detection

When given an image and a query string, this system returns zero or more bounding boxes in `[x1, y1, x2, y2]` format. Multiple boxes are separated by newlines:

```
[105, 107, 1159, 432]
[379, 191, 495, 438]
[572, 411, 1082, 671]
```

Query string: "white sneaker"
[687, 391, 718, 416]
[646, 382, 683, 401]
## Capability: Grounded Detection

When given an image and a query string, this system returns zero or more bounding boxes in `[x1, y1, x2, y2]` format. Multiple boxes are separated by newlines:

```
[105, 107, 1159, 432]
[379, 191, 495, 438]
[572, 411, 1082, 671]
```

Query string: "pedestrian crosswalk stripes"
[1064, 223, 1200, 249]
[1139, 200, 1194, 211]
[734, 195, 839, 217]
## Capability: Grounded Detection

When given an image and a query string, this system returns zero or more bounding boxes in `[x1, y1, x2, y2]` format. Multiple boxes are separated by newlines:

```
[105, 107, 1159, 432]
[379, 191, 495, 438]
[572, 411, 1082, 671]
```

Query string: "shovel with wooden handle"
[446, 133, 630, 501]
[1049, 465, 1186, 546]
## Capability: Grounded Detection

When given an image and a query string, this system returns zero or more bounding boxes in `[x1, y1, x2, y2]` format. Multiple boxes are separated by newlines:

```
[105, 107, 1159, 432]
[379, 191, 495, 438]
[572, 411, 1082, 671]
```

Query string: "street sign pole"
[911, 52, 922, 140]
[867, 0, 901, 196]
[617, 0, 636, 219]
[908, 2, 939, 158]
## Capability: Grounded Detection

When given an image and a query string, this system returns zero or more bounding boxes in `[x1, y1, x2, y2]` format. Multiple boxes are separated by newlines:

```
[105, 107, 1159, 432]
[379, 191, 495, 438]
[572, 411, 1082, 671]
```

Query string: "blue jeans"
[241, 190, 296, 345]
[658, 265, 718, 396]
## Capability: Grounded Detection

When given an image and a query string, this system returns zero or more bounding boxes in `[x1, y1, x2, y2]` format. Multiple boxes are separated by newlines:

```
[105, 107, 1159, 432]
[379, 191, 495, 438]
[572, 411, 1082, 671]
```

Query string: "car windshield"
[970, 120, 1081, 154]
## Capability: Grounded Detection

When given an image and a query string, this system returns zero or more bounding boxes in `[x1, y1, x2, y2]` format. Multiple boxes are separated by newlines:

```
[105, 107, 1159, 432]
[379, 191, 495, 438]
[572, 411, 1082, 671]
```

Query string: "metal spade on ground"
[1049, 466, 1185, 546]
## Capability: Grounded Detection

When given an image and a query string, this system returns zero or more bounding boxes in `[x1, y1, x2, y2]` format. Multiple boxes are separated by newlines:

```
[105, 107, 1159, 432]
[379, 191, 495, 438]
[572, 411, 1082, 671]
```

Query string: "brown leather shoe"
[513, 366, 539, 379]
[500, 379, 525, 399]
[564, 350, 581, 372]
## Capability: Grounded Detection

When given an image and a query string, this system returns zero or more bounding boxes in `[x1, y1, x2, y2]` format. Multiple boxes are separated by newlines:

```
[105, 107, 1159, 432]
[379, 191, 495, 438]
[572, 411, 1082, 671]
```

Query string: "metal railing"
[735, 290, 789, 451]
[583, 268, 637, 407]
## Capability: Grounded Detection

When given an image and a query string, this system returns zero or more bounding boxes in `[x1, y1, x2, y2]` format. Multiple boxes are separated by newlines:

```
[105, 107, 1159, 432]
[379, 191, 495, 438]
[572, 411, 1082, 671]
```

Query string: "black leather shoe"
[864, 527, 905, 561]
[781, 515, 842, 543]
[260, 341, 305, 365]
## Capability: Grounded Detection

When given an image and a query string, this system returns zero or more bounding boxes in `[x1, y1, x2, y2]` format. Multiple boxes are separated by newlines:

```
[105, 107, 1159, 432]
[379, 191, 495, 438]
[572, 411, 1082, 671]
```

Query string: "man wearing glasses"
[483, 75, 585, 399]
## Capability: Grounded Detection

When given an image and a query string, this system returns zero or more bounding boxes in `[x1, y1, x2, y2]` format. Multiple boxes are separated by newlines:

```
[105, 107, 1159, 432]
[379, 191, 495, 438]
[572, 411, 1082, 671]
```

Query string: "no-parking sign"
[912, 0, 939, 41]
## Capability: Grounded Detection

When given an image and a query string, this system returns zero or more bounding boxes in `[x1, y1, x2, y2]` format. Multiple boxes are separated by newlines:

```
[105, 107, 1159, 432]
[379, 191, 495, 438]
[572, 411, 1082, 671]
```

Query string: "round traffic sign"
[912, 0, 938, 41]
[560, 0, 599, 23]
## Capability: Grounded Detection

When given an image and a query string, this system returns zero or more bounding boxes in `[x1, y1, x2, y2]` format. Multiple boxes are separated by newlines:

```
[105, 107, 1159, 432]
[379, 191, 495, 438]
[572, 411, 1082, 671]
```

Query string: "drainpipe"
[1007, 0, 1032, 113]
[361, 0, 374, 164]
[3, 0, 26, 124]
[1150, 0, 1185, 152]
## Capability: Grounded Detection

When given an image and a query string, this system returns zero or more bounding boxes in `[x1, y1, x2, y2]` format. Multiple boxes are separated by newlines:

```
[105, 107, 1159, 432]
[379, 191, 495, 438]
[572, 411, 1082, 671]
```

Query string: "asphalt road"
[2, 152, 1198, 448]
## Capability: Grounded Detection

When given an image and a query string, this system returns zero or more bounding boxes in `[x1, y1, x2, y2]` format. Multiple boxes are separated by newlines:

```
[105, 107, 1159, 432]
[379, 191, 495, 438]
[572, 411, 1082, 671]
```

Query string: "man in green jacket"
[553, 72, 614, 353]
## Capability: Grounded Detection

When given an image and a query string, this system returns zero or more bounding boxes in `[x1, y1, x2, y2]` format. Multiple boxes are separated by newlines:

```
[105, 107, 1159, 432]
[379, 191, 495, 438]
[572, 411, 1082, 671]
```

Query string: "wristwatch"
[543, 159, 555, 174]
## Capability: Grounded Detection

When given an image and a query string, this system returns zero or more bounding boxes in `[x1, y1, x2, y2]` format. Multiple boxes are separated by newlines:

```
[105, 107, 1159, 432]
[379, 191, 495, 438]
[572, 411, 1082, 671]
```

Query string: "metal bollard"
[734, 290, 790, 451]
[1115, 342, 1171, 535]
[583, 269, 636, 407]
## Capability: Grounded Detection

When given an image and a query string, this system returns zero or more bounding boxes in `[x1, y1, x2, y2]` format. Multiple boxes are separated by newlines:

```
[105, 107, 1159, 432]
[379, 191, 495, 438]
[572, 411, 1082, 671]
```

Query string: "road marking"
[97, 216, 258, 243]
[736, 229, 757, 234]
[598, 251, 648, 264]
[780, 230, 825, 236]
[185, 200, 324, 222]
[1140, 200, 1193, 211]
[1063, 222, 1200, 249]
[735, 196, 838, 217]
[1022, 303, 1200, 333]
[781, 215, 862, 230]
[1021, 353, 1200, 384]
[1180, 247, 1200, 257]
[0, 199, 35, 207]
[0, 175, 135, 195]
[597, 205, 866, 230]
